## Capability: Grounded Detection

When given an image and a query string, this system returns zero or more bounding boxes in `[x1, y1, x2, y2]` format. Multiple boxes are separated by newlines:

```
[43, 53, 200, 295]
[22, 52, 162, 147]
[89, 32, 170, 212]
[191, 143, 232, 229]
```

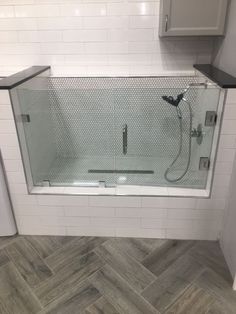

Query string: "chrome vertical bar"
[123, 124, 128, 155]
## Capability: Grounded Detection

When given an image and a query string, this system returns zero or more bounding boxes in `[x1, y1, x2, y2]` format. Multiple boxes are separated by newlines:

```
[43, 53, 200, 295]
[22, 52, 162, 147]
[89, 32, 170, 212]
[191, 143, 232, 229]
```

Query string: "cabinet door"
[159, 0, 228, 37]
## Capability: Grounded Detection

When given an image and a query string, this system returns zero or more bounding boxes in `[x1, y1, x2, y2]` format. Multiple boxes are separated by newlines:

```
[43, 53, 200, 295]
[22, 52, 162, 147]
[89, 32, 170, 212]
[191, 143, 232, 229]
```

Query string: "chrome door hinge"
[42, 180, 50, 187]
[205, 111, 217, 126]
[199, 157, 210, 171]
[20, 114, 30, 123]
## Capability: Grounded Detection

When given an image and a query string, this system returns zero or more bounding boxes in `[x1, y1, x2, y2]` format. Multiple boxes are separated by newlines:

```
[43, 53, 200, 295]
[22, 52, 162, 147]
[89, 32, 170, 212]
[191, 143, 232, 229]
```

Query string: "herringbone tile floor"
[0, 235, 235, 314]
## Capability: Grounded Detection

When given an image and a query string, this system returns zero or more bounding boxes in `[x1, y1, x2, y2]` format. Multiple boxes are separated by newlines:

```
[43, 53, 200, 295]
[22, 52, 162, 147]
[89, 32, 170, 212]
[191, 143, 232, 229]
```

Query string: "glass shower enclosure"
[10, 71, 223, 194]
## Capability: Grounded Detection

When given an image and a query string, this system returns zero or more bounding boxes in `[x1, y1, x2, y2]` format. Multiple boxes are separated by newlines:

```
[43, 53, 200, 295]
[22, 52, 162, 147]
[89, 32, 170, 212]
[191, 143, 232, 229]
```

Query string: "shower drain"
[88, 170, 154, 174]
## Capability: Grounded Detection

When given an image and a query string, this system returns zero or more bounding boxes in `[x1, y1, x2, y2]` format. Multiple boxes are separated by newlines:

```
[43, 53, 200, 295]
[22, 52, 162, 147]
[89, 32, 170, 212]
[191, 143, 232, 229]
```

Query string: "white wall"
[0, 0, 214, 77]
[213, 0, 236, 286]
[221, 152, 236, 287]
[0, 154, 16, 236]
[213, 0, 236, 77]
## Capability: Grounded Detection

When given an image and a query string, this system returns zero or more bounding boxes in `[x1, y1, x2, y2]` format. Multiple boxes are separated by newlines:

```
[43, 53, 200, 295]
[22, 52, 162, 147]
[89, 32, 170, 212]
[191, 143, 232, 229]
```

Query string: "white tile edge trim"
[30, 185, 210, 198]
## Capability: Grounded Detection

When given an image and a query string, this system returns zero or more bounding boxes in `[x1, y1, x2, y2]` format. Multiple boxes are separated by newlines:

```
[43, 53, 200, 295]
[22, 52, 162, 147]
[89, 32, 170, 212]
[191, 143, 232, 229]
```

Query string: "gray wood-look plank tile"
[25, 236, 77, 259]
[46, 237, 106, 271]
[85, 296, 120, 314]
[43, 280, 101, 314]
[0, 235, 235, 314]
[195, 269, 236, 313]
[111, 238, 167, 262]
[0, 262, 41, 314]
[188, 241, 232, 282]
[0, 250, 9, 267]
[164, 284, 215, 314]
[206, 301, 235, 314]
[89, 264, 160, 314]
[142, 240, 195, 277]
[0, 301, 10, 314]
[142, 254, 204, 312]
[4, 238, 53, 288]
[95, 240, 156, 293]
[0, 236, 17, 250]
[35, 251, 105, 306]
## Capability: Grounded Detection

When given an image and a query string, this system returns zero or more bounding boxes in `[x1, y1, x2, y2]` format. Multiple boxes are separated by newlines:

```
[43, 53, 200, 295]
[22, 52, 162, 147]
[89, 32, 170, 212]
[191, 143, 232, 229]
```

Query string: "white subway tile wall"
[0, 0, 214, 76]
[0, 1, 235, 240]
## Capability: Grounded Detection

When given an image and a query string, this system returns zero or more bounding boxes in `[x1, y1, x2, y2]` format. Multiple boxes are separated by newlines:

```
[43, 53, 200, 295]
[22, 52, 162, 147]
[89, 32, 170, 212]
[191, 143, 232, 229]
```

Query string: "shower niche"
[10, 70, 223, 196]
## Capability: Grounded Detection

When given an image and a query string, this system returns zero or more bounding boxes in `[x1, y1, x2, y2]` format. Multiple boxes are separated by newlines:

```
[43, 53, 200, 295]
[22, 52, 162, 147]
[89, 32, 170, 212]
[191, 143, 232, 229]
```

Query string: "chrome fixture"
[123, 124, 128, 155]
[205, 111, 217, 126]
[161, 83, 210, 183]
[191, 123, 204, 145]
[199, 157, 210, 171]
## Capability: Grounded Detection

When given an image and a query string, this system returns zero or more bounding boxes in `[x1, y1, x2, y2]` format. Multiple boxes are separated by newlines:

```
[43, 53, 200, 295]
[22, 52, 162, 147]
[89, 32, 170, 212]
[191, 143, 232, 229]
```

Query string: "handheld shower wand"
[162, 85, 195, 183]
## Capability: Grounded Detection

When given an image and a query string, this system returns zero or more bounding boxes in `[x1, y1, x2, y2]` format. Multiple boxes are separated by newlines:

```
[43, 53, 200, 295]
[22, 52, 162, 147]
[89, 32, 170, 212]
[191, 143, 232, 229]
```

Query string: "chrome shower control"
[191, 124, 204, 145]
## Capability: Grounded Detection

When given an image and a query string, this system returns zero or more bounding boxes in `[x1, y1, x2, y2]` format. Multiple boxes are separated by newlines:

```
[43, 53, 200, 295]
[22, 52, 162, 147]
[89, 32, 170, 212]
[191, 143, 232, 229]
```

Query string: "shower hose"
[164, 101, 193, 183]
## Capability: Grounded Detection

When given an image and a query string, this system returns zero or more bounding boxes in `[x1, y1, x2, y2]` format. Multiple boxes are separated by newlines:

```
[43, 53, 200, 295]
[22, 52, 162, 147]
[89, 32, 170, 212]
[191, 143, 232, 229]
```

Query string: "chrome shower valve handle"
[191, 124, 205, 145]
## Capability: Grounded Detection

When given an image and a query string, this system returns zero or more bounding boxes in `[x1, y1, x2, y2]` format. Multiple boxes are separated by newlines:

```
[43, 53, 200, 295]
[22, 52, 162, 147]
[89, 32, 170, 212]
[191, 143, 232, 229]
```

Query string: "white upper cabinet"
[159, 0, 229, 37]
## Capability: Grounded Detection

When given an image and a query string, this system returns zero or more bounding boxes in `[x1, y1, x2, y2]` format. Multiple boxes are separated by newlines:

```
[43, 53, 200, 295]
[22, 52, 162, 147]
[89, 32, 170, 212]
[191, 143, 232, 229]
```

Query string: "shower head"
[162, 82, 209, 107]
[162, 93, 184, 107]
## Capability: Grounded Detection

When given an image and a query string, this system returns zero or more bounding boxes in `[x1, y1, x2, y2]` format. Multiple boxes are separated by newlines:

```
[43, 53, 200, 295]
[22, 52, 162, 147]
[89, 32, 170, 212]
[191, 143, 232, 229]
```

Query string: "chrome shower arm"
[182, 81, 218, 95]
[182, 82, 208, 96]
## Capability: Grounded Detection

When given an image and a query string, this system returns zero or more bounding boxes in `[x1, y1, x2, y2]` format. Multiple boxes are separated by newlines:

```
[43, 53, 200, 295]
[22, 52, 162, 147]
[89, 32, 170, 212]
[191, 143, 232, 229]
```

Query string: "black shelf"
[0, 66, 50, 90]
[194, 64, 236, 89]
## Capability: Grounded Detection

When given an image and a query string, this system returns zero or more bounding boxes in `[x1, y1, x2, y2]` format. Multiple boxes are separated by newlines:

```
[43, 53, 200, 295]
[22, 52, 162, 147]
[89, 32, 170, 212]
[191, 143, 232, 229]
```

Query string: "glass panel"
[12, 77, 116, 187]
[11, 75, 221, 190]
[47, 78, 116, 186]
[113, 78, 220, 189]
[10, 73, 54, 188]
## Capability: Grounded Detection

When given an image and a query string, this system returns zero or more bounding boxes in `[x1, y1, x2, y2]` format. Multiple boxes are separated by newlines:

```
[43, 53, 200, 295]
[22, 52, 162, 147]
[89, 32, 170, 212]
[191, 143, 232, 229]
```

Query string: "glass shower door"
[113, 80, 221, 189]
[114, 83, 165, 186]
[12, 78, 118, 187]
[48, 78, 117, 187]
